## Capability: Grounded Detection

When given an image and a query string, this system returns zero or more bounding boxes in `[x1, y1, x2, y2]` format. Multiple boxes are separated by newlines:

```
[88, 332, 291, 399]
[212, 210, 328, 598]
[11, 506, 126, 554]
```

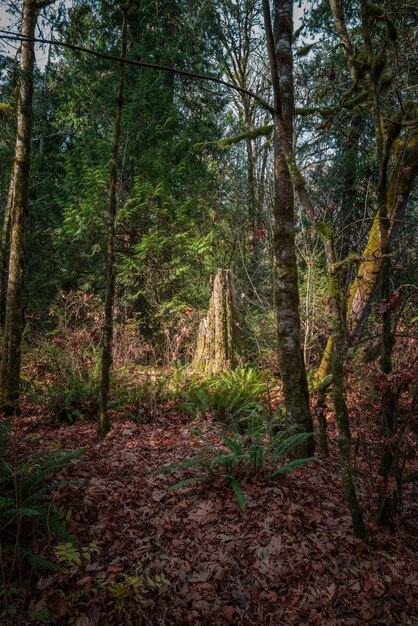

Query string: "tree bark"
[193, 269, 242, 373]
[0, 172, 14, 330]
[0, 0, 37, 413]
[327, 247, 366, 538]
[316, 0, 418, 381]
[98, 6, 128, 437]
[263, 1, 367, 532]
[346, 129, 417, 338]
[262, 0, 314, 456]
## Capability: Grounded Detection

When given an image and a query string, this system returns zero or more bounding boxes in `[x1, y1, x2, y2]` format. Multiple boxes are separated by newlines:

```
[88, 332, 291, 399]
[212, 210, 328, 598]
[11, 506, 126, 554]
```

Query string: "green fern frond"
[167, 476, 207, 491]
[227, 477, 246, 511]
[266, 456, 316, 479]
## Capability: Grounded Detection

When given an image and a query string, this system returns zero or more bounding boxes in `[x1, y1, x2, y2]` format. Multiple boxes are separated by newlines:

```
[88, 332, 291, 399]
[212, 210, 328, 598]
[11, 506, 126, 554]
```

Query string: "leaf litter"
[7, 372, 418, 626]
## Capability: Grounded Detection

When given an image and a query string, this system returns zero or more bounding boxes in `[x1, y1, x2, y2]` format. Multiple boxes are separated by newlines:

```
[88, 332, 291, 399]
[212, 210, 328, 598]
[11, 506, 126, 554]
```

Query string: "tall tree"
[262, 0, 314, 456]
[98, 4, 128, 437]
[0, 0, 54, 413]
[262, 0, 366, 536]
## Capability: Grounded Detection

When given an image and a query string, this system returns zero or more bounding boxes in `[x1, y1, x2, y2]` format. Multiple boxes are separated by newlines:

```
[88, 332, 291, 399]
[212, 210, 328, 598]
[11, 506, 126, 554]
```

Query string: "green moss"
[0, 103, 15, 119]
[285, 158, 306, 188]
[386, 18, 398, 41]
[332, 253, 361, 272]
[346, 212, 382, 329]
[344, 90, 368, 109]
[218, 125, 274, 148]
[296, 43, 317, 57]
[371, 50, 387, 80]
[315, 221, 334, 241]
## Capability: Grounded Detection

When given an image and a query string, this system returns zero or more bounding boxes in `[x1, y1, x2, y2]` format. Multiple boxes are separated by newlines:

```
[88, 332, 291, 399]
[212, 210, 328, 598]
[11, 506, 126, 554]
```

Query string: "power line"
[0, 29, 274, 114]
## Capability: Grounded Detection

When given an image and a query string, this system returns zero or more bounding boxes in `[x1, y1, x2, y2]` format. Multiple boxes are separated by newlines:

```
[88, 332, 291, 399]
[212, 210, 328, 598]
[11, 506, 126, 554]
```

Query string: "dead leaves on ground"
[7, 394, 418, 626]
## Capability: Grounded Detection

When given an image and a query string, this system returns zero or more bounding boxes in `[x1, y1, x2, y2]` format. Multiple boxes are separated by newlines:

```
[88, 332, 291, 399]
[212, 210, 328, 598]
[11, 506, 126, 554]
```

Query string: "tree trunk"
[243, 100, 257, 253]
[327, 248, 366, 538]
[0, 0, 37, 413]
[262, 0, 314, 456]
[98, 6, 127, 437]
[193, 269, 242, 373]
[0, 172, 14, 330]
[359, 0, 400, 528]
[316, 1, 418, 379]
[264, 0, 367, 529]
[346, 130, 417, 338]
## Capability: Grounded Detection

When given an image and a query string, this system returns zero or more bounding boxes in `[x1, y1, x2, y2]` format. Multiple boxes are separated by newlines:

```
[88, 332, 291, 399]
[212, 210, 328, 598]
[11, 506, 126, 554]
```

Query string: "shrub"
[148, 411, 315, 510]
[45, 373, 101, 422]
[0, 419, 86, 568]
[180, 366, 275, 420]
[110, 369, 172, 421]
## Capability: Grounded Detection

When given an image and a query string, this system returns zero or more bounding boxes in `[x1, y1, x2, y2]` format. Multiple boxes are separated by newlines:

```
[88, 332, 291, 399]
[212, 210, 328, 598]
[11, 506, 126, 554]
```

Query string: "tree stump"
[193, 269, 242, 372]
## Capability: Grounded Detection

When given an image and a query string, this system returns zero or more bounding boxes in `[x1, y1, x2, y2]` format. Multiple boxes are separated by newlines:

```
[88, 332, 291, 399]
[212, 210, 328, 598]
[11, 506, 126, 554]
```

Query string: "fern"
[0, 422, 86, 577]
[227, 477, 246, 511]
[147, 412, 315, 511]
[180, 367, 274, 420]
[266, 457, 315, 479]
[167, 476, 207, 491]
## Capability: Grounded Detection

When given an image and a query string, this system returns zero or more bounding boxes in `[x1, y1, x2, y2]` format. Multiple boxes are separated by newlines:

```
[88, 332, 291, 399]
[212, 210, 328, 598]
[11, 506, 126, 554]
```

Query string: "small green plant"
[58, 569, 170, 624]
[98, 570, 170, 616]
[45, 373, 101, 422]
[148, 412, 314, 510]
[110, 369, 171, 421]
[54, 541, 100, 569]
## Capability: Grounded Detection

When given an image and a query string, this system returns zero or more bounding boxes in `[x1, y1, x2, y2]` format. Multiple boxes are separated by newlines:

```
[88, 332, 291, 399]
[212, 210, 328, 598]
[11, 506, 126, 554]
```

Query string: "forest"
[0, 0, 417, 623]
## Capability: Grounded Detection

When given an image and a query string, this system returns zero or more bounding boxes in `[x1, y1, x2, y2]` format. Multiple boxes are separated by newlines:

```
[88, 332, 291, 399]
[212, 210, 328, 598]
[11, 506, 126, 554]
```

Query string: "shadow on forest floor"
[6, 376, 417, 626]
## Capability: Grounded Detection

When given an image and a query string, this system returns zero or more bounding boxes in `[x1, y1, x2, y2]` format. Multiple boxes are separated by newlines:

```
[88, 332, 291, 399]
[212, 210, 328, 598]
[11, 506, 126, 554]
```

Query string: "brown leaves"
[374, 368, 415, 401]
[372, 289, 401, 313]
[188, 500, 220, 524]
[9, 402, 418, 626]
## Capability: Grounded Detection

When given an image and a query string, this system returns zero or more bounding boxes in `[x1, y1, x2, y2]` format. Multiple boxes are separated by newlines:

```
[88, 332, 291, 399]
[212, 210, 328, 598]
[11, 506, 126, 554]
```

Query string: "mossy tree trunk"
[193, 269, 242, 373]
[326, 241, 366, 538]
[0, 0, 54, 413]
[317, 125, 417, 380]
[262, 0, 314, 457]
[359, 0, 400, 529]
[263, 0, 367, 529]
[98, 6, 128, 438]
[316, 0, 418, 380]
[0, 0, 38, 413]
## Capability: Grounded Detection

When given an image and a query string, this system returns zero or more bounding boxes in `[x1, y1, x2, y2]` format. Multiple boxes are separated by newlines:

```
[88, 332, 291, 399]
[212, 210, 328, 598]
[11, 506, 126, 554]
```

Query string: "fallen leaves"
[7, 377, 418, 626]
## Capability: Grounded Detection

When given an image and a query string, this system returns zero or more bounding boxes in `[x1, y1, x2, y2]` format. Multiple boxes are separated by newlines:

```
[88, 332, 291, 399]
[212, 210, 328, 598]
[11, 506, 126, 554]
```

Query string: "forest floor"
[7, 368, 418, 626]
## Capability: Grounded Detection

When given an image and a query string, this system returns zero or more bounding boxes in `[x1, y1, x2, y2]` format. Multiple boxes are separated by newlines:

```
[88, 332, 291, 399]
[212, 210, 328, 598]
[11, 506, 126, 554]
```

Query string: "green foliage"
[0, 418, 85, 575]
[44, 372, 101, 423]
[98, 570, 170, 616]
[0, 102, 15, 119]
[148, 412, 315, 510]
[59, 567, 170, 623]
[180, 367, 275, 420]
[55, 541, 100, 568]
[110, 369, 172, 421]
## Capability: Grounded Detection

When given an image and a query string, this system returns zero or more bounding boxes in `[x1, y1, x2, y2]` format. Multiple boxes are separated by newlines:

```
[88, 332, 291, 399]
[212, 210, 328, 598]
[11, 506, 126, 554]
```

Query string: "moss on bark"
[0, 0, 37, 413]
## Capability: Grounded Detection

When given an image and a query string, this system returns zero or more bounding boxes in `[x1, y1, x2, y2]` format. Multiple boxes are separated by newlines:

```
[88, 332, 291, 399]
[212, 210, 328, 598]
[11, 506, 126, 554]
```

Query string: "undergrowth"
[0, 419, 86, 620]
[148, 410, 315, 510]
[178, 366, 275, 420]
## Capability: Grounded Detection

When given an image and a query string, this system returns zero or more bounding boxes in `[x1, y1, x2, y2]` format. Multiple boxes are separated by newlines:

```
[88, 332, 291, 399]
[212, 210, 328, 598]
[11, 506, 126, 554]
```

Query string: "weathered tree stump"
[193, 269, 242, 372]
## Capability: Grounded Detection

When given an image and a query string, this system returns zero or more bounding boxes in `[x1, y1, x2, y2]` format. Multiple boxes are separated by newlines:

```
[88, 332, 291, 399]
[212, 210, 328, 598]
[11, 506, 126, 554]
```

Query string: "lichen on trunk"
[192, 269, 243, 373]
